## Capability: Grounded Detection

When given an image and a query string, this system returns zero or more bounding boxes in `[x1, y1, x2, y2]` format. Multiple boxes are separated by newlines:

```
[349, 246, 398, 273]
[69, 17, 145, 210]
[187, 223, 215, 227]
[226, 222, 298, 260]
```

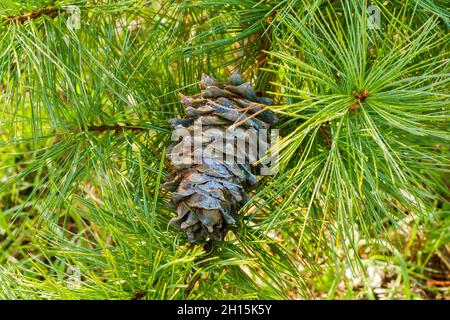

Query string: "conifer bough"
[164, 72, 277, 242]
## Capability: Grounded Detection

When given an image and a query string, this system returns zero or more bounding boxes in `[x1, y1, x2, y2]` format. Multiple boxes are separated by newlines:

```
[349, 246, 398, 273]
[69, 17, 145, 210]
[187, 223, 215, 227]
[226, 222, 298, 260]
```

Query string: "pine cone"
[163, 71, 277, 242]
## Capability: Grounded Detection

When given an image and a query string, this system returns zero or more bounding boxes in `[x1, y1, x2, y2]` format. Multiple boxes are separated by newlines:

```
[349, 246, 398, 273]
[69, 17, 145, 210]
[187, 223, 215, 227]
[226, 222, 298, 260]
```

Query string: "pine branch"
[78, 124, 148, 133]
[319, 125, 332, 149]
[184, 241, 216, 297]
[5, 6, 62, 24]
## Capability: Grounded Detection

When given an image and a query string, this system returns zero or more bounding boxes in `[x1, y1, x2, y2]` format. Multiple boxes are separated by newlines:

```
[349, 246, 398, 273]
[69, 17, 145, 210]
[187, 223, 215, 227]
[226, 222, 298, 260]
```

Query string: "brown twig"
[184, 241, 215, 297]
[76, 124, 148, 133]
[426, 280, 450, 287]
[349, 89, 369, 113]
[207, 99, 269, 128]
[5, 6, 61, 24]
[257, 8, 278, 69]
[319, 125, 332, 149]
[232, 105, 268, 128]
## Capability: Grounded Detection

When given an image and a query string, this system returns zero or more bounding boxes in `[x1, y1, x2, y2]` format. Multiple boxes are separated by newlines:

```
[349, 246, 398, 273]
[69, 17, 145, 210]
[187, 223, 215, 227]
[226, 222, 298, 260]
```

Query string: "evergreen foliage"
[0, 0, 448, 299]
